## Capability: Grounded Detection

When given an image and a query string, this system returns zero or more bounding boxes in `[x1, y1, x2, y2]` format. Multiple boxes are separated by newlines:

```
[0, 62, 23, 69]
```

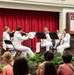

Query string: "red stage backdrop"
[0, 8, 59, 51]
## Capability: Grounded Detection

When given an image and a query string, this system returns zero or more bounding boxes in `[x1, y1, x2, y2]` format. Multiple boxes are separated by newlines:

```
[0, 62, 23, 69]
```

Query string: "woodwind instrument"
[60, 34, 65, 45]
[41, 39, 44, 44]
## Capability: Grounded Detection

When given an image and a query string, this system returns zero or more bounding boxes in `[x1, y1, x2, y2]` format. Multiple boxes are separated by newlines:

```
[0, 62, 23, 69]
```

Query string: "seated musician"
[36, 26, 52, 53]
[54, 30, 62, 48]
[13, 26, 34, 58]
[3, 26, 14, 50]
[57, 29, 71, 55]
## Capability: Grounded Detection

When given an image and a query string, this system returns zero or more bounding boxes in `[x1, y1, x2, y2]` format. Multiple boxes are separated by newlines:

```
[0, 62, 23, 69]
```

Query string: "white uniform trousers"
[15, 45, 34, 58]
[36, 42, 52, 53]
[57, 43, 70, 55]
[54, 40, 60, 48]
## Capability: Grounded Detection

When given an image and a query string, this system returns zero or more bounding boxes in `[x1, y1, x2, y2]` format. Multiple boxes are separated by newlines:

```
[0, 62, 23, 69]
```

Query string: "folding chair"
[4, 40, 21, 58]
[4, 40, 15, 51]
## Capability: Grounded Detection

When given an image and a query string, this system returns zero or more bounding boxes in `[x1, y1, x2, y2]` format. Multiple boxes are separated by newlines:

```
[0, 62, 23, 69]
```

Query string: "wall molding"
[0, 0, 74, 8]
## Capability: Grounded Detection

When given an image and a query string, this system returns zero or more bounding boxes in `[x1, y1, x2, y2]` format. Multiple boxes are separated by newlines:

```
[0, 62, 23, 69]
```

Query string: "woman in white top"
[57, 29, 71, 55]
[3, 26, 14, 50]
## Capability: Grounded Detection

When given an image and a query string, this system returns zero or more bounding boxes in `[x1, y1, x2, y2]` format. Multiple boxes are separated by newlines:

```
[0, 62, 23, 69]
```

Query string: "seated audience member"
[44, 51, 54, 61]
[36, 51, 54, 75]
[2, 52, 14, 75]
[57, 53, 74, 75]
[39, 61, 57, 75]
[13, 58, 30, 75]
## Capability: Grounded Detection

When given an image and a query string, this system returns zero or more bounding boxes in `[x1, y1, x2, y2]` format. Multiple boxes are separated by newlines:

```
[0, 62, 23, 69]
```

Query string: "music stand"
[22, 32, 26, 36]
[36, 32, 46, 53]
[9, 32, 15, 37]
[36, 32, 46, 39]
[49, 32, 59, 39]
[49, 32, 59, 52]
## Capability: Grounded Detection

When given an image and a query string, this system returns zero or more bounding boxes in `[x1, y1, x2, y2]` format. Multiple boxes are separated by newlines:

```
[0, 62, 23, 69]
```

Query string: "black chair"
[4, 40, 16, 51]
[3, 40, 21, 58]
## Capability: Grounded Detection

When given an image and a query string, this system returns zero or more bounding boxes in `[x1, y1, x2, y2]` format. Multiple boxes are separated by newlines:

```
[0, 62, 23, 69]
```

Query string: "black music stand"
[36, 32, 46, 54]
[49, 32, 59, 52]
[49, 32, 58, 39]
[9, 32, 15, 37]
[22, 32, 26, 36]
[36, 32, 46, 39]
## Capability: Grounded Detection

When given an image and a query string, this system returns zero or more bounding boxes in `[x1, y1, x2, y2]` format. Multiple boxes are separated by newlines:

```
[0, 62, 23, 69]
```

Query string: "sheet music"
[28, 32, 36, 39]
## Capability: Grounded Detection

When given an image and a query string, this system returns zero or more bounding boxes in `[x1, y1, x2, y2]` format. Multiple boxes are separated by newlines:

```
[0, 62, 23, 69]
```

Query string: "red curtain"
[0, 9, 59, 51]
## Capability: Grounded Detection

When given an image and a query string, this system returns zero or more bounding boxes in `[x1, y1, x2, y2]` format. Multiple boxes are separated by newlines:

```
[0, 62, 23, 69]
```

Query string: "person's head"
[62, 29, 67, 34]
[3, 26, 10, 32]
[13, 58, 29, 75]
[56, 30, 59, 34]
[17, 26, 22, 32]
[44, 51, 54, 61]
[3, 52, 13, 63]
[62, 53, 73, 63]
[42, 61, 57, 75]
[44, 26, 48, 33]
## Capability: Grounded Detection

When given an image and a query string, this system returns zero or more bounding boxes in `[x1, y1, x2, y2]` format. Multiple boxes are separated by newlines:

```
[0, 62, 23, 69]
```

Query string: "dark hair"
[44, 61, 57, 75]
[44, 51, 54, 61]
[62, 53, 72, 63]
[13, 58, 29, 75]
[44, 26, 48, 28]
[3, 26, 9, 32]
[64, 29, 67, 33]
[17, 26, 22, 31]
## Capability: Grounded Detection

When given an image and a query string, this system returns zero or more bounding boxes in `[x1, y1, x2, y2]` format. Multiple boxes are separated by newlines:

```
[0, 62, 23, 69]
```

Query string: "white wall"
[26, 0, 74, 5]
[4, 0, 74, 5]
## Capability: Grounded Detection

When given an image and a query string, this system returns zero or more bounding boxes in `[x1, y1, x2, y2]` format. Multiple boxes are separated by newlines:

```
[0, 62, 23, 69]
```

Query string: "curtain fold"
[0, 9, 59, 51]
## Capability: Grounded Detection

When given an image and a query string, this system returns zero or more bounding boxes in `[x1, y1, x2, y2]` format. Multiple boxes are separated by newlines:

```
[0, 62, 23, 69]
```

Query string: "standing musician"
[57, 29, 71, 55]
[36, 26, 52, 53]
[13, 26, 34, 58]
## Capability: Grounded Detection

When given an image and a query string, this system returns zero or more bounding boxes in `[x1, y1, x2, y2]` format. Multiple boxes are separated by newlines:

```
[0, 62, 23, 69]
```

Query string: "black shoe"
[36, 52, 41, 54]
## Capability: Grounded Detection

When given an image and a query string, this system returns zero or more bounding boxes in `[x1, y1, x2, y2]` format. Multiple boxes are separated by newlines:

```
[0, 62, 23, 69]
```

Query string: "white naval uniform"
[13, 31, 34, 57]
[36, 33, 52, 53]
[3, 32, 14, 50]
[57, 33, 71, 55]
[54, 33, 62, 47]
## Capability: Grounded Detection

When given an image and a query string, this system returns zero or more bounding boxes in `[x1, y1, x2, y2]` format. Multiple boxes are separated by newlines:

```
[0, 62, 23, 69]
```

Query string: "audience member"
[13, 57, 30, 75]
[36, 51, 54, 75]
[2, 52, 14, 75]
[57, 53, 74, 75]
[39, 61, 57, 75]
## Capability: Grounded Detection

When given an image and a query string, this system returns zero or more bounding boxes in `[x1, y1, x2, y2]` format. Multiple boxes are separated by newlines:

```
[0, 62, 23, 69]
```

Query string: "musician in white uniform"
[36, 26, 52, 53]
[57, 29, 71, 55]
[3, 26, 14, 50]
[54, 30, 62, 48]
[13, 26, 34, 57]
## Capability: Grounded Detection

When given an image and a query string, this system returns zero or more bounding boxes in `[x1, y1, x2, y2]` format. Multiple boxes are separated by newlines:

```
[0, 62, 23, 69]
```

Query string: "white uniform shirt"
[41, 32, 52, 43]
[13, 31, 29, 46]
[57, 33, 62, 39]
[61, 33, 71, 44]
[3, 32, 10, 46]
